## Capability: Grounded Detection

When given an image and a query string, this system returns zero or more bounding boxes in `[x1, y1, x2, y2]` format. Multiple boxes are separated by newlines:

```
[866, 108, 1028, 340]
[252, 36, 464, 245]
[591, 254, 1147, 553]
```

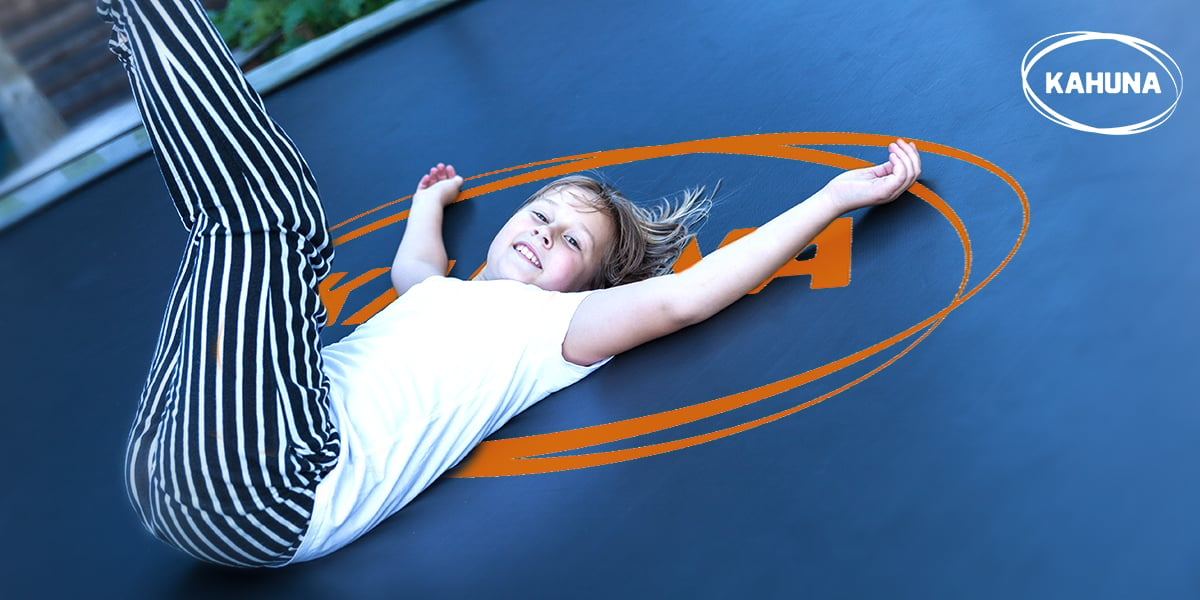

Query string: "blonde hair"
[521, 175, 714, 289]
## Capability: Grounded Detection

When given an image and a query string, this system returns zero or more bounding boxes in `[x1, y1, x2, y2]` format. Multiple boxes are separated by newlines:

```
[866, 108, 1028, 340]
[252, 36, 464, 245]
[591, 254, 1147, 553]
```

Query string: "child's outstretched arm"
[391, 164, 464, 295]
[563, 140, 921, 366]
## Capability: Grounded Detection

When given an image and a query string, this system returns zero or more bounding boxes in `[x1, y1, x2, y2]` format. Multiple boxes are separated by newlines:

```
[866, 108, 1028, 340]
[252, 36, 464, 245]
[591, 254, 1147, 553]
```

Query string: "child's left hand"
[819, 139, 921, 213]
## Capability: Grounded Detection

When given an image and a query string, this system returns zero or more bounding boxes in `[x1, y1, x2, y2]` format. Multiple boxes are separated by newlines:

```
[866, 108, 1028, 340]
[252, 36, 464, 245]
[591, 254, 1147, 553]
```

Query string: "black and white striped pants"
[100, 0, 341, 567]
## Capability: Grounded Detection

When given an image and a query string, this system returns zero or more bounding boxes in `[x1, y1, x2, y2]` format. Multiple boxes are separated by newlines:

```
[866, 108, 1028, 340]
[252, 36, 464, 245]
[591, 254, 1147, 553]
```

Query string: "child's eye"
[564, 235, 581, 250]
[532, 210, 548, 223]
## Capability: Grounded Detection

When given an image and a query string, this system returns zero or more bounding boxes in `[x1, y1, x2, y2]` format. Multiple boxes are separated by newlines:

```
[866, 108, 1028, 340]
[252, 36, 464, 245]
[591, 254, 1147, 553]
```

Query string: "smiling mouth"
[514, 243, 542, 268]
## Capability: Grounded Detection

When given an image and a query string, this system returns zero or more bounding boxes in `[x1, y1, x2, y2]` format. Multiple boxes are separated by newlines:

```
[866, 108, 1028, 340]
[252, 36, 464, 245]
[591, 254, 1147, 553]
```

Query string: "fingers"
[417, 163, 459, 190]
[868, 159, 894, 178]
[884, 139, 921, 200]
[888, 148, 905, 181]
[904, 140, 921, 180]
[887, 142, 906, 178]
[891, 139, 920, 185]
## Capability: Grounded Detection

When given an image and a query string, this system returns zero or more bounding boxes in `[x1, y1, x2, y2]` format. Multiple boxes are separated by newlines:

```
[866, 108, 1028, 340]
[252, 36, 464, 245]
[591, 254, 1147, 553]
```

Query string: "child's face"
[477, 186, 615, 292]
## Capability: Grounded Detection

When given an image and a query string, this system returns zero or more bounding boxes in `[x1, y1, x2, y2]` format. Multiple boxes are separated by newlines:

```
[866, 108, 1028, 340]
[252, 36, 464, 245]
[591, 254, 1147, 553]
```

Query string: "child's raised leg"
[99, 0, 339, 566]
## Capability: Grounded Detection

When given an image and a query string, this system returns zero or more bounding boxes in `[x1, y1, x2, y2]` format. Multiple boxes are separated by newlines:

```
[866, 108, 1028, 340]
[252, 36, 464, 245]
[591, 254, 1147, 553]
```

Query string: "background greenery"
[209, 0, 397, 60]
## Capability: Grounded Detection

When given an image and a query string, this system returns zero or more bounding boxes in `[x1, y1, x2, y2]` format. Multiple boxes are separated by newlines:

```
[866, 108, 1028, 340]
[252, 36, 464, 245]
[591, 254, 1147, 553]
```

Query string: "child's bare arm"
[391, 164, 463, 295]
[563, 140, 921, 366]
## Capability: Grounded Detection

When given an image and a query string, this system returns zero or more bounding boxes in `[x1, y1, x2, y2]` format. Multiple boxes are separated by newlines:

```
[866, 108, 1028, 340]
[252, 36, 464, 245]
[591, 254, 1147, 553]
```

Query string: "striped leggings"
[100, 0, 341, 567]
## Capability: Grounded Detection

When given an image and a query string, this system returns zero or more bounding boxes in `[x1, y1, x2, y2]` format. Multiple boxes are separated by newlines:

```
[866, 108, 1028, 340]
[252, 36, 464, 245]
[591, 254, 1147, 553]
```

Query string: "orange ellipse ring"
[329, 133, 1030, 477]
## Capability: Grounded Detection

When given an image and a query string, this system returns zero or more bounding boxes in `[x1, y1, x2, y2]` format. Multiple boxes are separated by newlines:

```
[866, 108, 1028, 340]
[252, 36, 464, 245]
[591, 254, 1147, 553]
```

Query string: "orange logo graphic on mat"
[321, 133, 1028, 477]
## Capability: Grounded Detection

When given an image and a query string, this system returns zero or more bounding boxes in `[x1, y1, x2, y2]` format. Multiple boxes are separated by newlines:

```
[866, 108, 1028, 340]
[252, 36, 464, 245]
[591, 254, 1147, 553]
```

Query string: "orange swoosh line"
[327, 133, 1029, 477]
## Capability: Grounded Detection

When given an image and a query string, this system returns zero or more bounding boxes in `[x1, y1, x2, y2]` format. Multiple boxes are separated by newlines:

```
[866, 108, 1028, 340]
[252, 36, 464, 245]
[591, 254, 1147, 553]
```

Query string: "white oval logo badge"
[1021, 31, 1183, 135]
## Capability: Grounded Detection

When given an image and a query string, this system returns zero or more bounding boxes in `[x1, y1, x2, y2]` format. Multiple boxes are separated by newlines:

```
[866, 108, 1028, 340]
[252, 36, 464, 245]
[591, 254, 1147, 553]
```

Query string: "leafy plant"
[209, 0, 396, 59]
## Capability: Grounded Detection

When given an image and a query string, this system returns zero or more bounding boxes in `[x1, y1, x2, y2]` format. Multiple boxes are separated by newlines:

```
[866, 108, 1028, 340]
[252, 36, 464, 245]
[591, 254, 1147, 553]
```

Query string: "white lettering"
[1104, 73, 1121, 93]
[1045, 71, 1164, 94]
[1045, 72, 1064, 94]
[1144, 72, 1161, 94]
[1065, 72, 1084, 94]
[1122, 72, 1141, 93]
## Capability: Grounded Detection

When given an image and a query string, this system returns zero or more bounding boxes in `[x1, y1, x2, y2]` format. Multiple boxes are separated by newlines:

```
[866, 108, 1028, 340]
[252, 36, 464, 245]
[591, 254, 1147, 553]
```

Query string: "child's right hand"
[393, 164, 462, 295]
[413, 163, 464, 208]
[819, 139, 921, 214]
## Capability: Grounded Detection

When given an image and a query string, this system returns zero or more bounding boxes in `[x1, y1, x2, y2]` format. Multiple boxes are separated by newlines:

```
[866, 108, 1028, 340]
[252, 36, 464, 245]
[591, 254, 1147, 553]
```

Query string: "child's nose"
[533, 227, 553, 247]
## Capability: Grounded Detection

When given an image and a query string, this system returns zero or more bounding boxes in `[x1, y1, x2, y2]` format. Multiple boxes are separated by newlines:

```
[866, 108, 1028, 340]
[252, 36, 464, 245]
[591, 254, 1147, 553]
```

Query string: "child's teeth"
[518, 245, 539, 267]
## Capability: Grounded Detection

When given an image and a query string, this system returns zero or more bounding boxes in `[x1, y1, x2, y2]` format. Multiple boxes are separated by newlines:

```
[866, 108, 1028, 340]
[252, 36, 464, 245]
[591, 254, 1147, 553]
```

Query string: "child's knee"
[97, 0, 133, 63]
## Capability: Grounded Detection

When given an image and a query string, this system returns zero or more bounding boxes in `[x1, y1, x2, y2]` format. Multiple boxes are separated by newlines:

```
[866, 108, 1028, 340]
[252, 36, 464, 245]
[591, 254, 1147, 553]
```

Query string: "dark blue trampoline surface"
[1, 0, 1196, 598]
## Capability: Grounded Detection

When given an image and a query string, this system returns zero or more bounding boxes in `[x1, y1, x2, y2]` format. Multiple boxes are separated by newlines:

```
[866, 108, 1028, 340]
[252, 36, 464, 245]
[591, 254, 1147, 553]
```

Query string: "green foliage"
[209, 0, 396, 59]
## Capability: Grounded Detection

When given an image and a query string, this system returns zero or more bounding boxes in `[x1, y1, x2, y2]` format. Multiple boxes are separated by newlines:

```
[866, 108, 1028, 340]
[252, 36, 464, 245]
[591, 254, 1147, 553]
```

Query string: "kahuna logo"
[1022, 31, 1183, 134]
[322, 133, 1028, 476]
